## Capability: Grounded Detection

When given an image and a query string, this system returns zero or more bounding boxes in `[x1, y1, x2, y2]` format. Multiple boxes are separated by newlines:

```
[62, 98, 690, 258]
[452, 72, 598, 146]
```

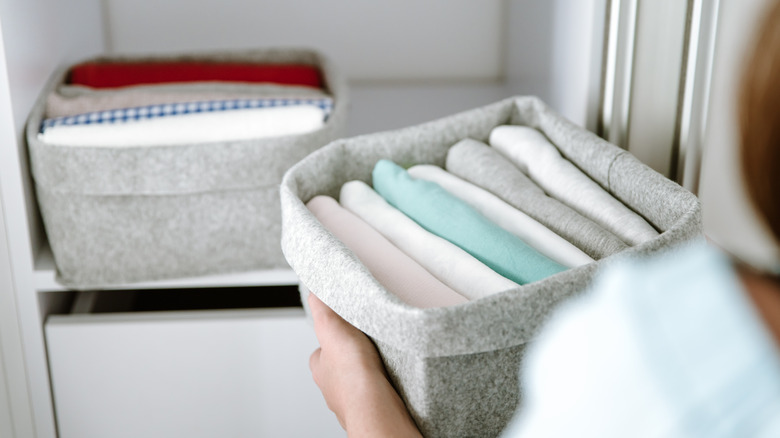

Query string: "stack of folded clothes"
[306, 125, 659, 308]
[39, 60, 334, 146]
[27, 49, 347, 288]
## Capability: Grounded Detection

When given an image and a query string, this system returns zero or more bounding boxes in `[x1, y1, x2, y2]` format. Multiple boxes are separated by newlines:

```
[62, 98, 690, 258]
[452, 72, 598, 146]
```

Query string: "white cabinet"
[46, 298, 343, 438]
[1, 1, 769, 436]
[0, 1, 603, 437]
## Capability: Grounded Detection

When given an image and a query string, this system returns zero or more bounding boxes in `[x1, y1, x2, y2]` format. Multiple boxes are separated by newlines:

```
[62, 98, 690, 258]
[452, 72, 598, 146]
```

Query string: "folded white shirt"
[38, 104, 326, 147]
[489, 125, 658, 246]
[340, 180, 518, 300]
[407, 165, 594, 268]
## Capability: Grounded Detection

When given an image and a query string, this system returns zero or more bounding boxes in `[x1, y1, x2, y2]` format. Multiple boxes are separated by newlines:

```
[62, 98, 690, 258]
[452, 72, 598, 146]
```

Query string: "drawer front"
[46, 308, 343, 438]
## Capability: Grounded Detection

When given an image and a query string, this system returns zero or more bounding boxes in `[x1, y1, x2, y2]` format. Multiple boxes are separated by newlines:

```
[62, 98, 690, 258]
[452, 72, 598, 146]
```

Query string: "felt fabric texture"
[340, 180, 518, 300]
[372, 159, 567, 285]
[27, 48, 347, 288]
[490, 125, 659, 246]
[38, 184, 290, 286]
[445, 139, 627, 260]
[46, 83, 328, 118]
[407, 164, 593, 268]
[306, 195, 468, 308]
[38, 105, 327, 147]
[280, 96, 702, 438]
[68, 61, 323, 88]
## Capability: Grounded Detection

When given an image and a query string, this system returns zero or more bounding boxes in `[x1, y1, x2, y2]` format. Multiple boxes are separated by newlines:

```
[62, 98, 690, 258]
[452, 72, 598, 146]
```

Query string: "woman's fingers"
[309, 347, 322, 385]
[308, 292, 365, 350]
[308, 293, 341, 346]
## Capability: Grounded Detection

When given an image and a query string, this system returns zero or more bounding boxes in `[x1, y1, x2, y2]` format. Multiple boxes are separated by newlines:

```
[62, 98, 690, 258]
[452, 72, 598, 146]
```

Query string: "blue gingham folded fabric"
[40, 97, 334, 133]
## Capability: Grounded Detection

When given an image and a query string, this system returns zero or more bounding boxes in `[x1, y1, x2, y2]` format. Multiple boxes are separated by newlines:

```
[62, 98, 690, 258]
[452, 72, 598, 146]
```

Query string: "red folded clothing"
[67, 61, 323, 89]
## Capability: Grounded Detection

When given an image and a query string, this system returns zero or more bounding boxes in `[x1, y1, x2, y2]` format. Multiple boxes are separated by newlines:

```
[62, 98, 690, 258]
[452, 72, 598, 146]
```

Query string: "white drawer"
[45, 288, 344, 438]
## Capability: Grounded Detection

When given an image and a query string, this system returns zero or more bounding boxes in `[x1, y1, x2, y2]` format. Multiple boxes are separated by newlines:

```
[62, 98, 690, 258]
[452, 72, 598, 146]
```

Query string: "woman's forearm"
[342, 371, 422, 438]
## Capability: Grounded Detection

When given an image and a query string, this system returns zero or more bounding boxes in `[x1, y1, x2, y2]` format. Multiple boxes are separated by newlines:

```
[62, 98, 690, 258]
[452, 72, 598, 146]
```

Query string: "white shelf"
[33, 244, 298, 292]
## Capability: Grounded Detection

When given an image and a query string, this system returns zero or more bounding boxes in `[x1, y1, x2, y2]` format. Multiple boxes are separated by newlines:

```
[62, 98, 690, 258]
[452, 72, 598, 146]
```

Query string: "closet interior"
[0, 1, 603, 437]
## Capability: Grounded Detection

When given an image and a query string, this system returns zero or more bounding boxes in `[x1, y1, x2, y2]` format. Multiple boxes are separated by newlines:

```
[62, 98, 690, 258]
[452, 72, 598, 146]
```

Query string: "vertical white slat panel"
[625, 0, 688, 177]
[105, 0, 503, 82]
[549, 0, 607, 129]
[675, 0, 720, 192]
[599, 0, 638, 147]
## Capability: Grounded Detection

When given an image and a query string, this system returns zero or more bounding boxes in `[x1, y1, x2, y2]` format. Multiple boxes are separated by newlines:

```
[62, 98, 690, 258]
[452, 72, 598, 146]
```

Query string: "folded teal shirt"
[372, 159, 567, 285]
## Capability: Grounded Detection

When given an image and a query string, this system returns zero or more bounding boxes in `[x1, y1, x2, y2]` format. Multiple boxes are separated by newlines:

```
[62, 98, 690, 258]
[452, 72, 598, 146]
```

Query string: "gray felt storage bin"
[280, 96, 702, 437]
[27, 48, 347, 289]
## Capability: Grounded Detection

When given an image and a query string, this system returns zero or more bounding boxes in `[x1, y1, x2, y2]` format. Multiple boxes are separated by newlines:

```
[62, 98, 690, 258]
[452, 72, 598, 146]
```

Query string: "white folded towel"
[489, 125, 658, 246]
[38, 104, 326, 147]
[407, 165, 594, 268]
[340, 180, 518, 300]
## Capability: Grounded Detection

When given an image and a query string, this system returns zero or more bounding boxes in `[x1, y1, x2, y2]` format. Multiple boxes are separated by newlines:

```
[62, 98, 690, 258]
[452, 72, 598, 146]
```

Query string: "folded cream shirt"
[489, 126, 658, 246]
[407, 165, 594, 268]
[307, 195, 468, 308]
[340, 180, 518, 300]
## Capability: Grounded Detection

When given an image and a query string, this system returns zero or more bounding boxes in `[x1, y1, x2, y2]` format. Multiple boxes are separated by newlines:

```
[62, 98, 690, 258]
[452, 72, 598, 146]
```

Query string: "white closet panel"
[0, 0, 104, 252]
[0, 359, 13, 438]
[105, 0, 504, 81]
[0, 190, 26, 438]
[0, 1, 105, 436]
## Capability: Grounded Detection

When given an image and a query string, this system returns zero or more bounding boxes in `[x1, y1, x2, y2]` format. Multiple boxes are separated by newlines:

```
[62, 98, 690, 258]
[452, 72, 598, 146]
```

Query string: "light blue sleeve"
[500, 244, 780, 438]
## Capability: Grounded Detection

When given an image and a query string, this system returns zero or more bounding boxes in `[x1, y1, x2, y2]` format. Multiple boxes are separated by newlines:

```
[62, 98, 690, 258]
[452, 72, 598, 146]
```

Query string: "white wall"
[105, 0, 611, 131]
[699, 0, 780, 269]
[105, 0, 504, 82]
[505, 0, 555, 102]
[505, 0, 605, 129]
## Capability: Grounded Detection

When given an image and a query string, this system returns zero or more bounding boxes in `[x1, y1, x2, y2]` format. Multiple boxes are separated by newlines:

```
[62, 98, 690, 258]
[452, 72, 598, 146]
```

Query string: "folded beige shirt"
[307, 195, 469, 308]
[47, 82, 328, 118]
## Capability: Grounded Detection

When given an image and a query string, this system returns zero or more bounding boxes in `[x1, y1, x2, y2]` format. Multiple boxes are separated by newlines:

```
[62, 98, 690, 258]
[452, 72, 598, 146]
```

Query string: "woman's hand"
[308, 293, 423, 437]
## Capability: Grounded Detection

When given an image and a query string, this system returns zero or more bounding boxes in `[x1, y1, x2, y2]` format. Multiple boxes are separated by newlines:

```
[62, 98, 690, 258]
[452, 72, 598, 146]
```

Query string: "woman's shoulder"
[510, 243, 780, 437]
